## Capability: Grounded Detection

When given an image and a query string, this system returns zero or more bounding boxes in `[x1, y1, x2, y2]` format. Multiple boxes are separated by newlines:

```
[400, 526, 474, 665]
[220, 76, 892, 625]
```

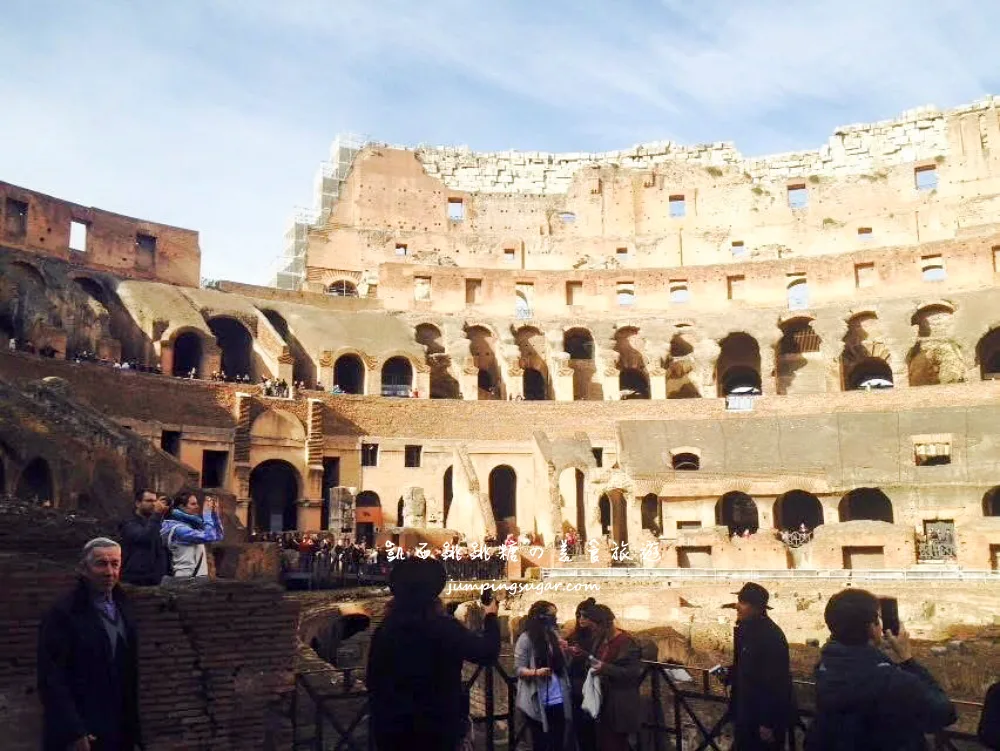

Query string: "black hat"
[389, 557, 446, 606]
[731, 582, 771, 610]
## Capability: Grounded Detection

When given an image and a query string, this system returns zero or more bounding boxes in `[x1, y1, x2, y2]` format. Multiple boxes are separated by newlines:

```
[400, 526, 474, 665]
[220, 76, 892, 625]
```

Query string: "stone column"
[550, 352, 574, 401]
[363, 355, 381, 396]
[648, 365, 667, 400]
[159, 340, 174, 377]
[460, 358, 479, 401]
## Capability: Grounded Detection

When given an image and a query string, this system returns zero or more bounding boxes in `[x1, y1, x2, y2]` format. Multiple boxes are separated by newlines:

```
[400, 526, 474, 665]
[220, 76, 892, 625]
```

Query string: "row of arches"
[715, 488, 895, 535]
[1, 457, 55, 504]
[332, 355, 414, 396]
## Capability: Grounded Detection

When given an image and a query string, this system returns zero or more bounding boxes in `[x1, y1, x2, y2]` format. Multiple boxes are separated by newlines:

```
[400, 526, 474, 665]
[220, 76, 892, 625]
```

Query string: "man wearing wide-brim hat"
[721, 582, 796, 750]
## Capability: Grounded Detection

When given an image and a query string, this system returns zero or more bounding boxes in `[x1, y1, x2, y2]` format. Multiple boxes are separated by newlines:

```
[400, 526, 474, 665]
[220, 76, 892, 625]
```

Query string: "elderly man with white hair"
[37, 537, 142, 751]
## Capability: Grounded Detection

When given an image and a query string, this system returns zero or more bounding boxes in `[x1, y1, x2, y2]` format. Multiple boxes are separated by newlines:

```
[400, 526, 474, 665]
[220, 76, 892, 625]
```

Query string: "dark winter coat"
[805, 641, 957, 751]
[595, 630, 644, 734]
[366, 610, 500, 749]
[730, 614, 796, 747]
[37, 578, 141, 751]
[120, 512, 170, 585]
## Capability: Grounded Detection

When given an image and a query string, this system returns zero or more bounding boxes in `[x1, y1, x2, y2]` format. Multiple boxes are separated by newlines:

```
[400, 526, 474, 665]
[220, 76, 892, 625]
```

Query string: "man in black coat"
[38, 538, 142, 751]
[366, 557, 501, 750]
[806, 588, 956, 750]
[725, 582, 796, 750]
[120, 489, 171, 585]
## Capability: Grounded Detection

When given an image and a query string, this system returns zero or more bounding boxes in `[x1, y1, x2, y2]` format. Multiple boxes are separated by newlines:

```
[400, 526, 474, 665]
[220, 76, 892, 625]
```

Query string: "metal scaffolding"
[269, 133, 368, 290]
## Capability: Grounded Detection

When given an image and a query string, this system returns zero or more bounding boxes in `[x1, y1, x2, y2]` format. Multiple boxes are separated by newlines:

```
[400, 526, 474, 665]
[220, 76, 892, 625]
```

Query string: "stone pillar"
[276, 355, 294, 384]
[759, 343, 778, 396]
[755, 497, 775, 531]
[649, 366, 667, 399]
[460, 359, 479, 401]
[201, 343, 222, 380]
[402, 487, 427, 528]
[550, 353, 574, 401]
[159, 341, 174, 377]
[413, 365, 431, 399]
[364, 356, 381, 396]
[297, 499, 322, 532]
[318, 352, 334, 390]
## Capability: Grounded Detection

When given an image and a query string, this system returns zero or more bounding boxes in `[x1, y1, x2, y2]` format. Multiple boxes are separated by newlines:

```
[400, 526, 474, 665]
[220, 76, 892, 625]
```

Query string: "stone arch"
[208, 316, 254, 380]
[907, 339, 965, 387]
[847, 357, 894, 390]
[983, 487, 1000, 517]
[911, 303, 956, 338]
[381, 356, 414, 396]
[839, 488, 894, 523]
[598, 493, 612, 536]
[327, 280, 359, 297]
[602, 489, 628, 544]
[249, 459, 300, 532]
[842, 313, 892, 390]
[15, 457, 54, 504]
[716, 491, 759, 535]
[171, 330, 203, 377]
[416, 324, 460, 399]
[261, 309, 315, 385]
[776, 317, 822, 395]
[774, 489, 823, 530]
[671, 450, 700, 470]
[619, 368, 650, 399]
[558, 466, 587, 541]
[564, 327, 598, 400]
[976, 328, 1000, 380]
[515, 325, 551, 400]
[488, 465, 517, 538]
[615, 326, 650, 399]
[641, 493, 661, 535]
[10, 260, 46, 286]
[334, 353, 365, 394]
[443, 467, 454, 527]
[250, 408, 306, 442]
[716, 332, 761, 396]
[466, 325, 503, 400]
[666, 332, 700, 399]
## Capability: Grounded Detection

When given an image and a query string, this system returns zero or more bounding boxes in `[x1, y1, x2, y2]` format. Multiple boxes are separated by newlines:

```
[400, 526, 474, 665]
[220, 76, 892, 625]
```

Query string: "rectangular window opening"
[669, 195, 686, 218]
[465, 278, 482, 305]
[394, 243, 408, 257]
[503, 248, 517, 264]
[669, 280, 690, 304]
[361, 443, 379, 467]
[857, 227, 873, 241]
[616, 247, 628, 258]
[404, 445, 422, 468]
[677, 546, 712, 568]
[787, 184, 808, 209]
[160, 430, 181, 457]
[731, 240, 748, 259]
[200, 450, 229, 489]
[4, 198, 28, 237]
[915, 165, 938, 191]
[135, 233, 156, 270]
[616, 282, 635, 307]
[566, 281, 583, 306]
[843, 546, 885, 570]
[677, 521, 702, 531]
[447, 198, 465, 221]
[855, 262, 876, 289]
[921, 255, 946, 282]
[592, 447, 603, 467]
[914, 438, 952, 466]
[727, 275, 745, 301]
[787, 275, 809, 310]
[414, 276, 431, 302]
[70, 220, 88, 252]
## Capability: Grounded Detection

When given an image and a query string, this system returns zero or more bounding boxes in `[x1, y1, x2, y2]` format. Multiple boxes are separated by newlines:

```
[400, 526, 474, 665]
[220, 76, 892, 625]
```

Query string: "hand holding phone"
[879, 597, 900, 636]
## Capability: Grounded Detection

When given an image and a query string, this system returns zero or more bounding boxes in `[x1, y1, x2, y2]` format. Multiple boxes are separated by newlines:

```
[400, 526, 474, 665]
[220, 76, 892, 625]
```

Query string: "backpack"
[979, 681, 1000, 750]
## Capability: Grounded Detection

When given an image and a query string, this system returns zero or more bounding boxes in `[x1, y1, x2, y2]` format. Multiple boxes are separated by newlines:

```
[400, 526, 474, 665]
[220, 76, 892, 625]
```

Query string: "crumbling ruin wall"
[0, 501, 298, 751]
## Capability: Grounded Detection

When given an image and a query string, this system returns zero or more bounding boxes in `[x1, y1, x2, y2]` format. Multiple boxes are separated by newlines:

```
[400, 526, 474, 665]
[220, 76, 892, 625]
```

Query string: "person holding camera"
[119, 488, 171, 585]
[160, 490, 224, 578]
[514, 600, 573, 751]
[723, 583, 796, 750]
[805, 588, 956, 750]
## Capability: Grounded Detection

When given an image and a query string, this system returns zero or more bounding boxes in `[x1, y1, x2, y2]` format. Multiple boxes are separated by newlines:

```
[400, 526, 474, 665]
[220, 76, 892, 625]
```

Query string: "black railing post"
[315, 695, 324, 749]
[674, 689, 683, 749]
[508, 664, 518, 751]
[651, 667, 665, 751]
[485, 662, 496, 751]
[291, 677, 299, 749]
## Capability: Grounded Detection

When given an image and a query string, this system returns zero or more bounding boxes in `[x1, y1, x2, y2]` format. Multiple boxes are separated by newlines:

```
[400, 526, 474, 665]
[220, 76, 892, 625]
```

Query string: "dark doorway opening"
[172, 332, 202, 377]
[334, 355, 364, 394]
[249, 460, 299, 532]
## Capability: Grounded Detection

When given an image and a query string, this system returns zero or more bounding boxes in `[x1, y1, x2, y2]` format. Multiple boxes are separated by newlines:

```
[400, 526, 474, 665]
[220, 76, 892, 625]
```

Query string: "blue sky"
[1, 1, 998, 284]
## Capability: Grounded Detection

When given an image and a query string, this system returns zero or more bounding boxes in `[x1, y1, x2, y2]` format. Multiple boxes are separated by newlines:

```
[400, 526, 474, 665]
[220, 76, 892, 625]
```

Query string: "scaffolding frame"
[269, 133, 369, 290]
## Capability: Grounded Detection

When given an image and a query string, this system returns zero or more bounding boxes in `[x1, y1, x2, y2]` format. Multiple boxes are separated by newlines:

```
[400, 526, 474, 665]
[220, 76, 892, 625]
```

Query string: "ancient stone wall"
[0, 182, 200, 287]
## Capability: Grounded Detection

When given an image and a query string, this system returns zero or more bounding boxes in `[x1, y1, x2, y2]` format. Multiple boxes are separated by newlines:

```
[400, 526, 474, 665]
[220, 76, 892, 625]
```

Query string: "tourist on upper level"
[38, 538, 142, 751]
[161, 490, 224, 577]
[119, 488, 171, 585]
[722, 582, 795, 750]
[585, 603, 642, 751]
[514, 600, 573, 751]
[366, 556, 500, 750]
[805, 588, 956, 750]
[565, 597, 599, 751]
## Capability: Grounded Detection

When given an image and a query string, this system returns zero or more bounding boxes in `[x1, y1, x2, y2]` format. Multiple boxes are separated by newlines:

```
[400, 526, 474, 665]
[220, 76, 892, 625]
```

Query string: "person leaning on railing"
[805, 589, 957, 750]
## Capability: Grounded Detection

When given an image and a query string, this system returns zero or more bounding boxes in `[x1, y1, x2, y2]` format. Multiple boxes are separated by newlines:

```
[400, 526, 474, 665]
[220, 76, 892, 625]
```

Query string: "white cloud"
[0, 0, 997, 282]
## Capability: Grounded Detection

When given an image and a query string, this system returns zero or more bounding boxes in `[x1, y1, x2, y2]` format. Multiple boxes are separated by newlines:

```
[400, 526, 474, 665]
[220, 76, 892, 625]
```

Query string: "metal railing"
[542, 567, 1000, 582]
[290, 659, 986, 750]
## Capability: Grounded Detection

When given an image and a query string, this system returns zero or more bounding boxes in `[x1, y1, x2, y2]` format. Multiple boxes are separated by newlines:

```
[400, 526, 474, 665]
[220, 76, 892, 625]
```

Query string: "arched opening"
[416, 324, 460, 399]
[334, 354, 364, 394]
[607, 489, 628, 544]
[355, 491, 380, 546]
[619, 368, 650, 399]
[443, 467, 454, 526]
[977, 329, 1000, 380]
[715, 491, 759, 536]
[558, 467, 587, 542]
[262, 309, 315, 385]
[641, 493, 661, 536]
[489, 465, 517, 538]
[774, 490, 824, 531]
[327, 280, 358, 297]
[983, 487, 1000, 517]
[598, 493, 611, 537]
[15, 457, 53, 504]
[467, 325, 502, 400]
[717, 333, 762, 396]
[249, 460, 299, 532]
[416, 323, 445, 355]
[73, 276, 107, 303]
[564, 328, 598, 401]
[667, 333, 700, 399]
[672, 453, 700, 471]
[396, 497, 404, 527]
[787, 278, 809, 310]
[523, 368, 547, 400]
[839, 488, 894, 523]
[847, 357, 894, 390]
[381, 356, 413, 397]
[172, 332, 203, 377]
[208, 317, 254, 380]
[777, 319, 822, 395]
